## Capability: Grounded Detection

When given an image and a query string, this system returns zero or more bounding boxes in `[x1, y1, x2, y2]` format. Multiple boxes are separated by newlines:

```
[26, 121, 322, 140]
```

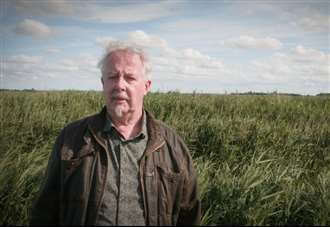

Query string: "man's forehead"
[107, 50, 142, 65]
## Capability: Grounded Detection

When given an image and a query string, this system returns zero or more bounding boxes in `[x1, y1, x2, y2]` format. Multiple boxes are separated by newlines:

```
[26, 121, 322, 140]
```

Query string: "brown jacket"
[30, 107, 201, 226]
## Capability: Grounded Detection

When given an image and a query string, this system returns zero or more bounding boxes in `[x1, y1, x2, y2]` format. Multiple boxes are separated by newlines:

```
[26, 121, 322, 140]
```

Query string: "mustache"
[111, 92, 129, 100]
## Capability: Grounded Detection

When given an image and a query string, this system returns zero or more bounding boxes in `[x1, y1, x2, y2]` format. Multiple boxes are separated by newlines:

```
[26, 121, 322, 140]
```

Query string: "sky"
[1, 0, 329, 95]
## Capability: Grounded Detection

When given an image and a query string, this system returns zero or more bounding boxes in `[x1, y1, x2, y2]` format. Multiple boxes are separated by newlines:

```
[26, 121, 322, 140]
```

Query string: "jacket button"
[146, 171, 154, 177]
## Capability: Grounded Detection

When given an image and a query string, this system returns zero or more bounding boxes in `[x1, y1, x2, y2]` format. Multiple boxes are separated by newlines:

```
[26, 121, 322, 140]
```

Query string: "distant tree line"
[1, 88, 329, 96]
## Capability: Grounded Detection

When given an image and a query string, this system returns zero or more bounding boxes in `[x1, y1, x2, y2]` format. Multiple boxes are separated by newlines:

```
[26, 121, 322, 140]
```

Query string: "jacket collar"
[144, 110, 165, 155]
[88, 106, 165, 154]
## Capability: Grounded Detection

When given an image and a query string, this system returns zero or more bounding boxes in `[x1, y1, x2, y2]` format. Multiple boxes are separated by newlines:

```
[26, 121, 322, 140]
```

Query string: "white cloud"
[5, 26, 328, 94]
[96, 31, 169, 50]
[46, 48, 61, 53]
[295, 14, 330, 32]
[15, 0, 74, 16]
[155, 1, 328, 53]
[96, 37, 117, 48]
[14, 0, 178, 23]
[96, 31, 226, 80]
[83, 1, 177, 23]
[127, 30, 168, 48]
[288, 5, 330, 32]
[49, 54, 99, 74]
[250, 45, 329, 83]
[294, 45, 327, 62]
[232, 1, 330, 33]
[223, 35, 283, 50]
[4, 53, 100, 88]
[182, 48, 206, 59]
[14, 19, 52, 39]
[7, 54, 43, 64]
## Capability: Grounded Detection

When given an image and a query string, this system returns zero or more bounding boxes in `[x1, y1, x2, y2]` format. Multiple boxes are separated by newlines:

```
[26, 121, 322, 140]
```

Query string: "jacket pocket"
[60, 144, 95, 184]
[156, 163, 184, 225]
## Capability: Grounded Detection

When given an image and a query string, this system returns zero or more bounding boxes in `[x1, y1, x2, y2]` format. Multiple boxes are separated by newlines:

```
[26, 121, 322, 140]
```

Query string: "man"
[30, 42, 201, 226]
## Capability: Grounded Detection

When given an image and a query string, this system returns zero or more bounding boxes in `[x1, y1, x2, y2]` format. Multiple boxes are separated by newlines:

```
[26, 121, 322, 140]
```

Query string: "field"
[0, 90, 330, 225]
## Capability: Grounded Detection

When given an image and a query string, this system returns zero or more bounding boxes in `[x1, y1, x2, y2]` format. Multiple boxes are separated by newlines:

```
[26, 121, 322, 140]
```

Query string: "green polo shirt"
[96, 111, 148, 226]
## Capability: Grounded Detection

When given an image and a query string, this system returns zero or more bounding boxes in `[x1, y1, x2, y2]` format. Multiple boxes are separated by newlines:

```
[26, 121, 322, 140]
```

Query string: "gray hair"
[98, 41, 152, 80]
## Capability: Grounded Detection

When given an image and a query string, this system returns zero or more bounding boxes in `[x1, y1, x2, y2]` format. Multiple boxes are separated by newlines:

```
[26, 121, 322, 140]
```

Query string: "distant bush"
[316, 93, 330, 96]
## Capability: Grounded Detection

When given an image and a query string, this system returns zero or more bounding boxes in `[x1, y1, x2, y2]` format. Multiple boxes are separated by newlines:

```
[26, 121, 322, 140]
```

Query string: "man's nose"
[114, 76, 126, 91]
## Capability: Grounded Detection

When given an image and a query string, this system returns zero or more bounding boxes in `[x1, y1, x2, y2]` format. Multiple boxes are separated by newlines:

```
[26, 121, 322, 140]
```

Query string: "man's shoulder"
[147, 113, 185, 145]
[147, 113, 193, 165]
[61, 110, 102, 133]
[154, 119, 176, 136]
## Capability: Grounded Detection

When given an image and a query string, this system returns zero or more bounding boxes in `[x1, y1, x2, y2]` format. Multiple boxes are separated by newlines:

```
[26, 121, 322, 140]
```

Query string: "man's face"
[102, 50, 151, 118]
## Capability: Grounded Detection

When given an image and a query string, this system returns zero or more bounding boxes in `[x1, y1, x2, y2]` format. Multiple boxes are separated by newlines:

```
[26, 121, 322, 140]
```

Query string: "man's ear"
[144, 80, 151, 94]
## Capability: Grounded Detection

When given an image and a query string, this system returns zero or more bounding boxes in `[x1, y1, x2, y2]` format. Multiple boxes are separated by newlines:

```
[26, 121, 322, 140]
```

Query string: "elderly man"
[30, 42, 201, 226]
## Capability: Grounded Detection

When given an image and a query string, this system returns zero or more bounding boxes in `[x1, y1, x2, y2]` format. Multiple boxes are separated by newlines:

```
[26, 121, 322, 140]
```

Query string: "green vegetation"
[1, 90, 329, 225]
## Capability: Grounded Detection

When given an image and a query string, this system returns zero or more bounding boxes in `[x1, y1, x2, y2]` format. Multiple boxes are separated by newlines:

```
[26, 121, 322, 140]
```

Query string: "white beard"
[114, 105, 124, 118]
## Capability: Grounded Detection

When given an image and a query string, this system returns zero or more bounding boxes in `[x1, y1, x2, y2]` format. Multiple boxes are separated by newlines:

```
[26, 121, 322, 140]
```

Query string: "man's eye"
[125, 74, 135, 81]
[107, 74, 117, 79]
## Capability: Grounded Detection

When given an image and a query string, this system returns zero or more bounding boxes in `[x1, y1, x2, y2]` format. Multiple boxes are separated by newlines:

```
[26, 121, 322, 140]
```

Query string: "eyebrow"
[105, 71, 135, 77]
[106, 70, 118, 74]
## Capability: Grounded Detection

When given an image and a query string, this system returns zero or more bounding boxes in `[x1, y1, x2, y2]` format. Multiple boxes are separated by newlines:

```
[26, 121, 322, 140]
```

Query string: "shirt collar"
[103, 110, 148, 140]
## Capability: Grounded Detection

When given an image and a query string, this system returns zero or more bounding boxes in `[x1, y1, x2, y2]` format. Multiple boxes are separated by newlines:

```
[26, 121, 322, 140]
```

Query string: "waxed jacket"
[30, 107, 201, 226]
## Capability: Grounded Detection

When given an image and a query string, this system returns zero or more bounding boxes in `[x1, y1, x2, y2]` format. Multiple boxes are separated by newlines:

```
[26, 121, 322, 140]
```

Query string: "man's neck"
[108, 109, 144, 140]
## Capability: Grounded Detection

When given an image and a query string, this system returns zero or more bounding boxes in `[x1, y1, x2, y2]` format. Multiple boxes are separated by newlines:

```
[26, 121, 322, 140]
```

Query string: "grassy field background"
[0, 90, 329, 225]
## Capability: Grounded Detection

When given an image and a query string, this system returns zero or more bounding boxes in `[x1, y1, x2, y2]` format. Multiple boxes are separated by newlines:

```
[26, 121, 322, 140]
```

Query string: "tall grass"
[1, 90, 329, 225]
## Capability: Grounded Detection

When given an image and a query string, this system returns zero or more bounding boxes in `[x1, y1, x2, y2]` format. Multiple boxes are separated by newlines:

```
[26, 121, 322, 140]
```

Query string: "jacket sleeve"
[30, 129, 65, 226]
[176, 138, 201, 226]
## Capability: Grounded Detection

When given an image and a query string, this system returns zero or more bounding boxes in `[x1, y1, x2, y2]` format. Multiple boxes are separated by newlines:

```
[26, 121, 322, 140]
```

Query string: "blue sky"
[1, 0, 329, 95]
